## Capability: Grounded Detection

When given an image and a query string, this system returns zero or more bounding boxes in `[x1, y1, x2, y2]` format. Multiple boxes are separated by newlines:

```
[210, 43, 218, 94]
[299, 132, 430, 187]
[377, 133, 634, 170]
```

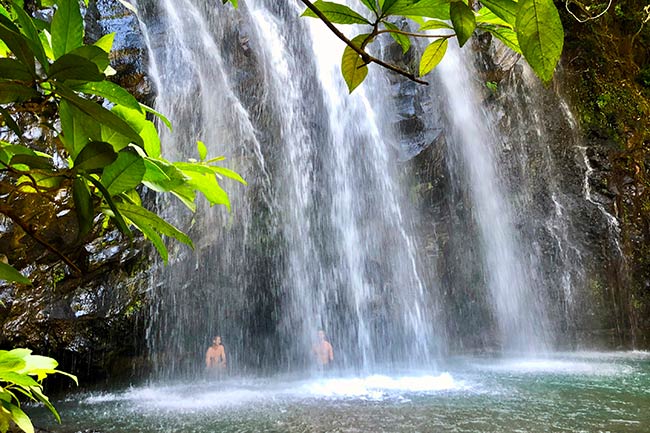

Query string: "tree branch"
[298, 0, 428, 85]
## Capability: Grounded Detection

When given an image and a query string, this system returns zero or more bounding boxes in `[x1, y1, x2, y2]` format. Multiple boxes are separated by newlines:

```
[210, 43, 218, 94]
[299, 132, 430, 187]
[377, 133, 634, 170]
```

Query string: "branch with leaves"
[226, 0, 565, 92]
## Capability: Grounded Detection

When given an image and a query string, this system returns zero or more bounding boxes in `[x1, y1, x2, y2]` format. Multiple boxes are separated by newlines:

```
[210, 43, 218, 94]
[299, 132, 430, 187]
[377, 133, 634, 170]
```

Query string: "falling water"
[135, 0, 439, 376]
[436, 45, 552, 352]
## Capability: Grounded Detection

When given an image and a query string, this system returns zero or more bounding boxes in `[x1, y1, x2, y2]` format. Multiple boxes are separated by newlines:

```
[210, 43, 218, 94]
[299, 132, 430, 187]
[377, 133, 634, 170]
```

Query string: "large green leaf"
[11, 3, 48, 72]
[418, 19, 453, 31]
[67, 45, 110, 72]
[101, 149, 145, 196]
[0, 371, 39, 388]
[302, 1, 371, 24]
[93, 32, 115, 53]
[184, 170, 230, 210]
[48, 54, 104, 82]
[341, 33, 370, 93]
[51, 0, 84, 59]
[73, 141, 118, 173]
[481, 0, 518, 26]
[0, 351, 27, 372]
[73, 80, 143, 112]
[143, 158, 186, 192]
[0, 82, 39, 103]
[419, 38, 448, 76]
[115, 202, 193, 248]
[516, 0, 563, 83]
[56, 85, 145, 148]
[111, 105, 160, 157]
[476, 7, 513, 28]
[9, 404, 34, 433]
[0, 15, 35, 74]
[0, 58, 33, 81]
[73, 177, 94, 237]
[211, 166, 247, 185]
[139, 103, 173, 131]
[124, 210, 168, 263]
[386, 0, 450, 20]
[360, 0, 378, 14]
[450, 1, 476, 47]
[59, 98, 101, 158]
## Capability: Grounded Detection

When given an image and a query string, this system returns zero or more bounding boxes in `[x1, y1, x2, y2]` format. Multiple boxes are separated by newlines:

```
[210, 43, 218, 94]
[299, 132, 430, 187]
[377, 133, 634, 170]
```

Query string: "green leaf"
[93, 32, 115, 53]
[125, 210, 168, 263]
[380, 0, 399, 13]
[139, 103, 173, 131]
[48, 54, 104, 82]
[142, 158, 186, 191]
[211, 166, 247, 185]
[450, 1, 476, 47]
[110, 105, 160, 157]
[68, 45, 110, 72]
[383, 21, 410, 54]
[11, 3, 49, 72]
[341, 33, 370, 93]
[419, 38, 448, 76]
[197, 140, 207, 161]
[86, 175, 132, 237]
[30, 387, 61, 423]
[73, 177, 94, 237]
[74, 141, 118, 173]
[115, 201, 193, 248]
[56, 85, 145, 148]
[0, 371, 39, 388]
[418, 19, 453, 31]
[386, 0, 450, 20]
[0, 351, 26, 372]
[302, 1, 371, 25]
[9, 404, 34, 433]
[476, 7, 513, 28]
[51, 0, 84, 59]
[0, 57, 34, 81]
[73, 80, 143, 112]
[59, 98, 101, 158]
[481, 0, 518, 26]
[101, 149, 145, 196]
[10, 154, 53, 169]
[0, 15, 36, 74]
[0, 82, 39, 103]
[184, 170, 230, 210]
[481, 24, 522, 54]
[171, 184, 197, 212]
[516, 0, 563, 83]
[0, 106, 21, 136]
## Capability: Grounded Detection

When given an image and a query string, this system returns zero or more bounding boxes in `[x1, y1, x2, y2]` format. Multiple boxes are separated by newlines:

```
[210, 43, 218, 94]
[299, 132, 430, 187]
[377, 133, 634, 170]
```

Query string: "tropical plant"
[227, 0, 565, 92]
[0, 0, 245, 285]
[0, 349, 77, 433]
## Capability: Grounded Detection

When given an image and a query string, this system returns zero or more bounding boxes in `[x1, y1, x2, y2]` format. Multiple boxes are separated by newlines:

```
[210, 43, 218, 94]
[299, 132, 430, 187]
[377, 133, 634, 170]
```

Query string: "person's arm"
[205, 349, 212, 368]
[220, 347, 227, 367]
[328, 343, 334, 362]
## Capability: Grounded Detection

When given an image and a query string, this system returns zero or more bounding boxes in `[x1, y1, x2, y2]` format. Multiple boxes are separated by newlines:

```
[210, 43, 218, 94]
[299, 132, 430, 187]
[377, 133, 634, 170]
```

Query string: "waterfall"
[135, 0, 440, 376]
[130, 0, 613, 373]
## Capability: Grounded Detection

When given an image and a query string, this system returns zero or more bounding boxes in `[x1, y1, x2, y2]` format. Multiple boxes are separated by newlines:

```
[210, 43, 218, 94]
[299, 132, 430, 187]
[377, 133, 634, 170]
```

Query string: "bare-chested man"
[205, 335, 226, 370]
[312, 329, 334, 368]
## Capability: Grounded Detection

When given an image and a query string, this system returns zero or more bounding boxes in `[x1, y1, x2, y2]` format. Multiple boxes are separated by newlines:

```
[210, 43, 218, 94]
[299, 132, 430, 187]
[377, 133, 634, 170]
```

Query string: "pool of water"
[30, 352, 650, 432]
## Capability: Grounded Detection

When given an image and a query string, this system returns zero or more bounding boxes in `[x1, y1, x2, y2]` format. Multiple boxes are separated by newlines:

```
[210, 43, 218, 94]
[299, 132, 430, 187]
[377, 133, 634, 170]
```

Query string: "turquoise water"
[31, 352, 650, 432]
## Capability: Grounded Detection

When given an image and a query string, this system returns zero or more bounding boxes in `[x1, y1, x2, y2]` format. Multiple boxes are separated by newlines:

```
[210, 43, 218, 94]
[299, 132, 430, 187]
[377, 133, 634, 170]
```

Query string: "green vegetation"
[0, 349, 76, 433]
[0, 0, 245, 285]
[294, 0, 564, 92]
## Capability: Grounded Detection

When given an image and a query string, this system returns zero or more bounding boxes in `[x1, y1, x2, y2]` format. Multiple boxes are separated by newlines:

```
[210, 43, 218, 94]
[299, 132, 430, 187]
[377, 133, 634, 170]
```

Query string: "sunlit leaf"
[9, 404, 34, 433]
[481, 0, 518, 26]
[139, 103, 173, 131]
[481, 24, 522, 54]
[341, 33, 370, 93]
[93, 32, 115, 53]
[101, 149, 145, 196]
[516, 0, 563, 83]
[115, 201, 193, 248]
[383, 21, 410, 54]
[419, 38, 448, 76]
[386, 0, 450, 20]
[197, 140, 207, 161]
[51, 0, 84, 59]
[418, 19, 453, 31]
[73, 80, 142, 112]
[0, 351, 27, 372]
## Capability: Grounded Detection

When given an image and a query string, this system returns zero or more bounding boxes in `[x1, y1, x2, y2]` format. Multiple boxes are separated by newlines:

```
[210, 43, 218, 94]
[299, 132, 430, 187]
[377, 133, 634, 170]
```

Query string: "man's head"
[317, 330, 326, 341]
[213, 336, 222, 345]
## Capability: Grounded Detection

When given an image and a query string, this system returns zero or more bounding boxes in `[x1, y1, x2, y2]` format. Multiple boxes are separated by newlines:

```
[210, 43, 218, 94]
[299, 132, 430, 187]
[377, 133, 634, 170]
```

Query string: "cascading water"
[136, 0, 440, 376]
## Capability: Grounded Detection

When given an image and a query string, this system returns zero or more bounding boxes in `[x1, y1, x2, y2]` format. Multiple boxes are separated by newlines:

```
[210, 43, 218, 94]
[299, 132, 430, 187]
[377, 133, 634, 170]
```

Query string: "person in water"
[312, 329, 334, 369]
[205, 335, 227, 371]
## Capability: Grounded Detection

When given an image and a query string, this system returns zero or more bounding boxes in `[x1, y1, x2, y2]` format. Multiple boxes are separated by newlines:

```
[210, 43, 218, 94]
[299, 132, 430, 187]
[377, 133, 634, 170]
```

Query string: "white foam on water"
[478, 358, 635, 376]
